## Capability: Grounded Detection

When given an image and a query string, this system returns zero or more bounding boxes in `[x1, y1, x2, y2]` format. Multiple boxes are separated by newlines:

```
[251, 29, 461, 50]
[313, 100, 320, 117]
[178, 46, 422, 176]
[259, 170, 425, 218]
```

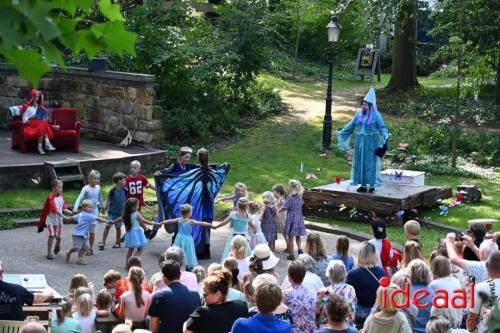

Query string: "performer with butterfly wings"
[154, 148, 230, 260]
[336, 87, 389, 193]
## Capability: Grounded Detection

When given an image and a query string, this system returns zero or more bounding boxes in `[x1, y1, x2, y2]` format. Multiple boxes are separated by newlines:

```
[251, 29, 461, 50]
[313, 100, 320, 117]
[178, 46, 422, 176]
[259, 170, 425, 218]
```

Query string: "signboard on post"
[353, 48, 381, 82]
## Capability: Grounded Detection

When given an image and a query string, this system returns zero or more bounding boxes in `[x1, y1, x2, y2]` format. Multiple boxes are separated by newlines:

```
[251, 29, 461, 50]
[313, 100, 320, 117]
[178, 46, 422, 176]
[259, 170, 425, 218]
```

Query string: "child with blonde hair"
[272, 184, 287, 239]
[279, 180, 306, 260]
[362, 284, 412, 333]
[161, 203, 213, 268]
[125, 160, 156, 209]
[404, 220, 422, 248]
[230, 235, 250, 279]
[72, 293, 96, 333]
[213, 197, 253, 261]
[65, 200, 109, 265]
[248, 201, 267, 249]
[215, 182, 247, 211]
[260, 191, 278, 250]
[73, 170, 104, 255]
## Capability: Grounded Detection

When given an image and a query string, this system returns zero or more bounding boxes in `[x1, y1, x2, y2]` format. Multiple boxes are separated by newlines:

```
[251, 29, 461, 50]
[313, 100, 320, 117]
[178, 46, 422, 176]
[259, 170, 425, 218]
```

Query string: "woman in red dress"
[21, 89, 56, 155]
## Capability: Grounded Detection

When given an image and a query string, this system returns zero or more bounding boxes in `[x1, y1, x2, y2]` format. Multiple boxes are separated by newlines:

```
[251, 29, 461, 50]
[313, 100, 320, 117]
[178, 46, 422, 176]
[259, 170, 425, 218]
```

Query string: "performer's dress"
[221, 211, 252, 262]
[124, 212, 148, 249]
[337, 109, 389, 188]
[174, 219, 198, 267]
[23, 106, 54, 141]
[155, 164, 230, 253]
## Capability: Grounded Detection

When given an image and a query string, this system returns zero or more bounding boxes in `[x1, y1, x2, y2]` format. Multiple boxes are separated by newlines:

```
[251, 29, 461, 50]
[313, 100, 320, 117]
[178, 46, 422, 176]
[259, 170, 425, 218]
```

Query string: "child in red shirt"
[125, 160, 156, 209]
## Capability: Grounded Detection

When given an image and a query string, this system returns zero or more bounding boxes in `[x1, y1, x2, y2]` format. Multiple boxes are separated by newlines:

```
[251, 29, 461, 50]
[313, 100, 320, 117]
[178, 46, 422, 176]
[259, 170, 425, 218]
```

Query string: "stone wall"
[0, 64, 164, 148]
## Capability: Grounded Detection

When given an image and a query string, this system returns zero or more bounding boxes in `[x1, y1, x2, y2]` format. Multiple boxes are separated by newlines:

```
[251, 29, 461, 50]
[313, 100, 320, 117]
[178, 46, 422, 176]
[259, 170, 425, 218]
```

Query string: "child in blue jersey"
[73, 170, 104, 255]
[65, 200, 109, 265]
[99, 172, 127, 250]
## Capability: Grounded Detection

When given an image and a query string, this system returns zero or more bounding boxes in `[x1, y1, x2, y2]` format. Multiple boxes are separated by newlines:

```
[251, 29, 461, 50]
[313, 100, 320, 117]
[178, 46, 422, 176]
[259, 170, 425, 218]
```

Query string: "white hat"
[246, 244, 279, 271]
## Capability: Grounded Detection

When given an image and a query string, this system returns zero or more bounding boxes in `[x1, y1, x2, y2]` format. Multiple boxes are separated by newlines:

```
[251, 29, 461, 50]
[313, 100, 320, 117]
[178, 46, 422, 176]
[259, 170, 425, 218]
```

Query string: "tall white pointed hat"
[363, 86, 377, 107]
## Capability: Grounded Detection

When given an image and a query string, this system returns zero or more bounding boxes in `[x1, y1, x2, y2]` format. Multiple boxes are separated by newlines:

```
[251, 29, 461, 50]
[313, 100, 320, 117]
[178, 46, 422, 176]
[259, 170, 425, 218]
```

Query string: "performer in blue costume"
[153, 146, 198, 239]
[155, 148, 229, 259]
[336, 87, 389, 193]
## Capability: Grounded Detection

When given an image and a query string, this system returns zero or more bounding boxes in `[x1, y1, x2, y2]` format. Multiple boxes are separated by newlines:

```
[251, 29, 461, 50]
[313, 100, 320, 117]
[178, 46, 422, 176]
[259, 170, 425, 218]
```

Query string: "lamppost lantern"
[322, 16, 340, 152]
[326, 17, 341, 43]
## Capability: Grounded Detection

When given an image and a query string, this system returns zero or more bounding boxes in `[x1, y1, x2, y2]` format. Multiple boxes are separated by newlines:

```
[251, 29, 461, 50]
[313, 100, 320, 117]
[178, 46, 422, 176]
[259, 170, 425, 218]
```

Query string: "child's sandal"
[98, 242, 105, 250]
[54, 246, 60, 254]
[86, 249, 94, 256]
[112, 244, 121, 249]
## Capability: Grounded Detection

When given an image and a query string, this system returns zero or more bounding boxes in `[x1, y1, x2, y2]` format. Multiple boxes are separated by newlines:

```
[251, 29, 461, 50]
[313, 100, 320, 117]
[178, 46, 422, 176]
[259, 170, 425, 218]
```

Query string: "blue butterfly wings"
[155, 164, 230, 245]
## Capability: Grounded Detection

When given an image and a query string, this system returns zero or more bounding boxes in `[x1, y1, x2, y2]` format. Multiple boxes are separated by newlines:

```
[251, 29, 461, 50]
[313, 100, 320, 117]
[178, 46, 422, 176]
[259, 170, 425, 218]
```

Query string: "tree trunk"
[495, 55, 500, 105]
[386, 0, 419, 91]
[451, 56, 461, 168]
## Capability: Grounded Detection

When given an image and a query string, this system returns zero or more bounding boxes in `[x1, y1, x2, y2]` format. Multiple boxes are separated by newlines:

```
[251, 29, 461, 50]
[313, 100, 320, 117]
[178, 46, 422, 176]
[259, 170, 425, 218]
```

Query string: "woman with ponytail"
[184, 269, 249, 333]
[118, 267, 151, 329]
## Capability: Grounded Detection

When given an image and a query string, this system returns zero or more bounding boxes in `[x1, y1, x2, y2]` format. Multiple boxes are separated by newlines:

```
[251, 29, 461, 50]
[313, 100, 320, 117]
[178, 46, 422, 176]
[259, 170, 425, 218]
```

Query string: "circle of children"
[6, 161, 500, 333]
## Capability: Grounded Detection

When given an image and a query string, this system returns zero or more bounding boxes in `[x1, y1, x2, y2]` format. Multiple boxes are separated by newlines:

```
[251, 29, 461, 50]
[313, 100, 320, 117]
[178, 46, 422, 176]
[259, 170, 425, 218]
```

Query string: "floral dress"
[283, 284, 316, 333]
[316, 283, 357, 328]
[313, 257, 330, 286]
[283, 195, 306, 237]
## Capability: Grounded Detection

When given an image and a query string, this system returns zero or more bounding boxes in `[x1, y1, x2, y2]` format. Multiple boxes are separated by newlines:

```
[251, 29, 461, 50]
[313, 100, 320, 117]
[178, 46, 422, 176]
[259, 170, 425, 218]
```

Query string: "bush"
[386, 117, 500, 170]
[378, 87, 500, 127]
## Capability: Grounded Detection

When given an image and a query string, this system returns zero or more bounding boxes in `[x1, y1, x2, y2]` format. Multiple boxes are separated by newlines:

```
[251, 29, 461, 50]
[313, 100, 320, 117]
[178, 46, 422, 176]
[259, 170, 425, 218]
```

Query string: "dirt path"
[279, 84, 366, 123]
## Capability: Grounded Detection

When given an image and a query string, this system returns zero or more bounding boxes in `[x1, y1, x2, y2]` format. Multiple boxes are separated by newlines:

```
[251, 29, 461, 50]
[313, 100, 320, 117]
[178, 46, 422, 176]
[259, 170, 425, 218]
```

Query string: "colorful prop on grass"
[410, 208, 418, 214]
[31, 176, 41, 184]
[323, 200, 335, 206]
[439, 205, 449, 216]
[456, 192, 464, 201]
[395, 210, 405, 218]
[300, 162, 304, 173]
[339, 204, 347, 211]
[450, 200, 462, 207]
[334, 176, 343, 185]
[306, 173, 318, 180]
[349, 208, 358, 218]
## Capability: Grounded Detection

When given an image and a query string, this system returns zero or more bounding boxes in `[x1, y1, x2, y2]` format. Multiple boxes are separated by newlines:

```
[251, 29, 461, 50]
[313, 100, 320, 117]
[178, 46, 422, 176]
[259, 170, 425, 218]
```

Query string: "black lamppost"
[322, 16, 341, 152]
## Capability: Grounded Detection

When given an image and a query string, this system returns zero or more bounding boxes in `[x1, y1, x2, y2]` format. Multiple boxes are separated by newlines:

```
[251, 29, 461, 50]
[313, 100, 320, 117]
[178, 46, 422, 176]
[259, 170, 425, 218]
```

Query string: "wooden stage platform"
[303, 180, 452, 221]
[0, 130, 168, 190]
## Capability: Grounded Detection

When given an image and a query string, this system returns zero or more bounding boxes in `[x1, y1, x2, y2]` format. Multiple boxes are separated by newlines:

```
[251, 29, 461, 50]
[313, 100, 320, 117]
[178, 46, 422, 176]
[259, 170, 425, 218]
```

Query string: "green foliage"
[386, 117, 500, 170]
[107, 0, 281, 144]
[0, 0, 137, 87]
[378, 88, 500, 127]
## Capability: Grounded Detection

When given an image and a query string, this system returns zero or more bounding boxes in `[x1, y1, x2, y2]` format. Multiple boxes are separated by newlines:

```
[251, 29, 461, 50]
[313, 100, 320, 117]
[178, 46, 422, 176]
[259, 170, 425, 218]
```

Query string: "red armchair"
[11, 108, 80, 153]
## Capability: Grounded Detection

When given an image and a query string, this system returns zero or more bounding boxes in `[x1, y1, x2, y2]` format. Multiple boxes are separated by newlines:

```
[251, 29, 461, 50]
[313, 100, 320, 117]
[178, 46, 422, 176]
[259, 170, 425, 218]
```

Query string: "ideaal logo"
[379, 277, 474, 309]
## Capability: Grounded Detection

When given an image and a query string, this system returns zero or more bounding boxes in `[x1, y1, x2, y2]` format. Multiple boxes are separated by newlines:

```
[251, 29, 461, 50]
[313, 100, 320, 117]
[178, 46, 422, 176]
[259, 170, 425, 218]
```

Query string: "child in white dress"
[248, 201, 267, 249]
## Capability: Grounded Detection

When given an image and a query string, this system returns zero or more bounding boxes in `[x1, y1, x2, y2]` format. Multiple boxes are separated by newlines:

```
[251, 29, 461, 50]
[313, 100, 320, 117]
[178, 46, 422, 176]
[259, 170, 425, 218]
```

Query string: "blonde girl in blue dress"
[113, 198, 160, 270]
[212, 197, 253, 262]
[161, 203, 213, 269]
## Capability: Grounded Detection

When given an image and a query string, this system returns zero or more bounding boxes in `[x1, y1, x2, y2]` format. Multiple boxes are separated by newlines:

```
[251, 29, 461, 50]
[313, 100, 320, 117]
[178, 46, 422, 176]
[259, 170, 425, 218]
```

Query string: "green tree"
[0, 0, 137, 87]
[432, 0, 500, 104]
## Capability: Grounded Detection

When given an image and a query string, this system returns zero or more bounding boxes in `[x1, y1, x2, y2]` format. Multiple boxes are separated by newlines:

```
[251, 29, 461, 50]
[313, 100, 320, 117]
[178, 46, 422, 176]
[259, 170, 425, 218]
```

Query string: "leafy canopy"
[0, 0, 137, 87]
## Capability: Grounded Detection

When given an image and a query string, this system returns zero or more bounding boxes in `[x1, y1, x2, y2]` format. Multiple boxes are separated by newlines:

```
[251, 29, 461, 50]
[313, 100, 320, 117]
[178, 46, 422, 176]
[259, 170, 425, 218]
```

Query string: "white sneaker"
[45, 142, 56, 151]
[38, 146, 46, 155]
